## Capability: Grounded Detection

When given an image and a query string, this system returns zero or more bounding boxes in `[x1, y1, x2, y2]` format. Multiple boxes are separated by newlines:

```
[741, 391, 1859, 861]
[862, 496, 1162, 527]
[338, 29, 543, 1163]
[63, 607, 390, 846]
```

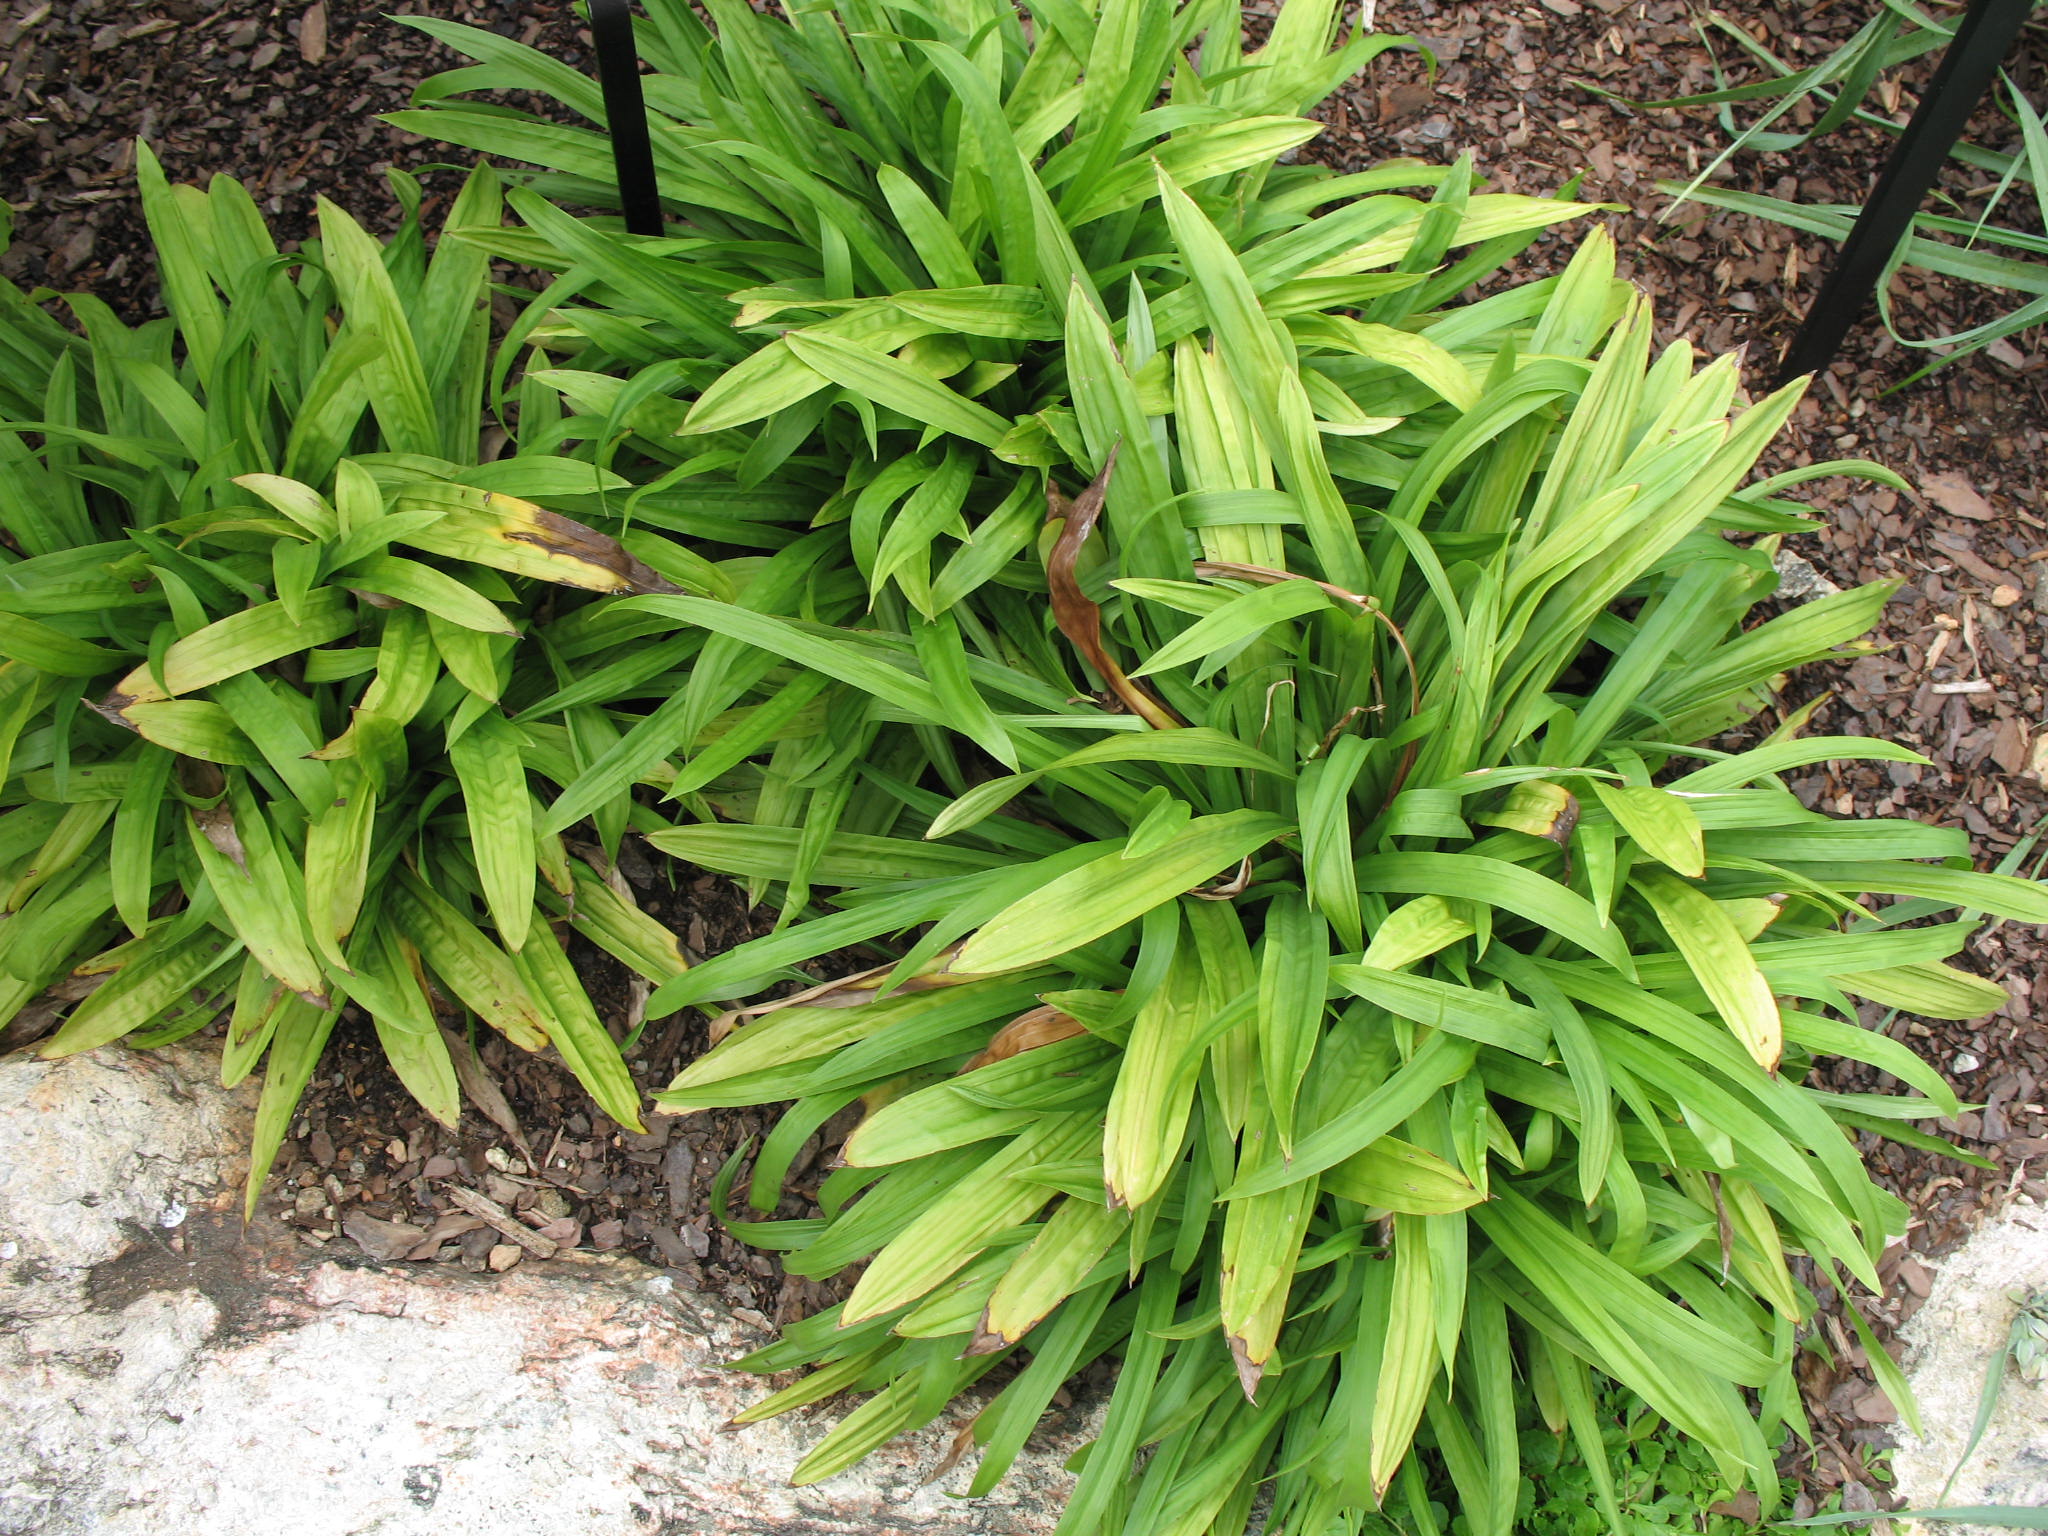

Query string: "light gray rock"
[0, 1045, 1086, 1535]
[1772, 546, 1843, 604]
[0, 1041, 259, 1274]
[1890, 1198, 2048, 1533]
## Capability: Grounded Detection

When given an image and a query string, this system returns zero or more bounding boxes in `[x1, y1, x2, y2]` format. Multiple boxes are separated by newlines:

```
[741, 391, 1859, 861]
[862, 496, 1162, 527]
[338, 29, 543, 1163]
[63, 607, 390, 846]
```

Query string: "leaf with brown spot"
[184, 791, 329, 1006]
[100, 589, 357, 706]
[1479, 781, 1580, 844]
[191, 801, 248, 872]
[394, 484, 685, 595]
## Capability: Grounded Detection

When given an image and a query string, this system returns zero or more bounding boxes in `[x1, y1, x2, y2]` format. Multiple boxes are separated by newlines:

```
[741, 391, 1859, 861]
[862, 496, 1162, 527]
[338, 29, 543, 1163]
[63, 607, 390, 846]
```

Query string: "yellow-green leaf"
[105, 589, 355, 704]
[1591, 782, 1705, 877]
[953, 811, 1288, 975]
[1639, 869, 1782, 1070]
[1322, 1136, 1483, 1213]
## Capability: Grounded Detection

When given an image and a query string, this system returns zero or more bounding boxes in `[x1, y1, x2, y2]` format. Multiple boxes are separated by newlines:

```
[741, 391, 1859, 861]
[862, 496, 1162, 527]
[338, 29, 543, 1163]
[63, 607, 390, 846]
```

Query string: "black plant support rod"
[1778, 0, 2037, 383]
[589, 0, 664, 237]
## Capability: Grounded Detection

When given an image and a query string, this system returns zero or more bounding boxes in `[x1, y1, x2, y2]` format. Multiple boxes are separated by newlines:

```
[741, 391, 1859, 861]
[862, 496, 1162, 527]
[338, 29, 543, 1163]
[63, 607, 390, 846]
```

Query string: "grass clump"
[0, 159, 710, 1205]
[393, 0, 2046, 1530]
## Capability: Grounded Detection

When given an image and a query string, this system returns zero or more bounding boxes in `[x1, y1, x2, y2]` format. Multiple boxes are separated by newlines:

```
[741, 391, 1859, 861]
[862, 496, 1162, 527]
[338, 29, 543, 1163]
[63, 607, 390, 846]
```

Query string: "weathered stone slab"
[0, 1046, 1084, 1536]
[1891, 1197, 2048, 1533]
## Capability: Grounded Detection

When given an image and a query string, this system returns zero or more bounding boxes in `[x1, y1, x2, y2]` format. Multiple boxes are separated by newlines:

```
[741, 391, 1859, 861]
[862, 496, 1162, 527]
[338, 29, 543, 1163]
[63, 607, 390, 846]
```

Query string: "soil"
[250, 865, 871, 1336]
[3, 0, 2045, 1517]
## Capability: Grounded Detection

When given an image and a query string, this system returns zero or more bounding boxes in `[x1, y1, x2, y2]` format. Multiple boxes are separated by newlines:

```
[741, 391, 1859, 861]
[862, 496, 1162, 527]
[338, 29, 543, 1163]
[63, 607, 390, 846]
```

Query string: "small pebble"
[487, 1244, 522, 1273]
[533, 1189, 572, 1221]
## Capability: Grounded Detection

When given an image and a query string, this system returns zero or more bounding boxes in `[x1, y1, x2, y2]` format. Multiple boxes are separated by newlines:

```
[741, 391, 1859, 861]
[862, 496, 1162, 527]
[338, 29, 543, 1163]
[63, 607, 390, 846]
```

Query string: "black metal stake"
[589, 0, 664, 237]
[1777, 0, 2036, 384]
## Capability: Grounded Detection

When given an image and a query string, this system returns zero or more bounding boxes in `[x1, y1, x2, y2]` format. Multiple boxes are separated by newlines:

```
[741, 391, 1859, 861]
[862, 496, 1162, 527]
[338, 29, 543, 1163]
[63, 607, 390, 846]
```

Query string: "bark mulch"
[0, 0, 590, 293]
[4, 0, 2044, 1516]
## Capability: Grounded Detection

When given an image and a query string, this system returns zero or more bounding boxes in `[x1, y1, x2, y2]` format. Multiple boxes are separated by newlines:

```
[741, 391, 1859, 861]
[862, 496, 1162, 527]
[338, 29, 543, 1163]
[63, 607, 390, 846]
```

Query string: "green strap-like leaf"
[954, 810, 1290, 975]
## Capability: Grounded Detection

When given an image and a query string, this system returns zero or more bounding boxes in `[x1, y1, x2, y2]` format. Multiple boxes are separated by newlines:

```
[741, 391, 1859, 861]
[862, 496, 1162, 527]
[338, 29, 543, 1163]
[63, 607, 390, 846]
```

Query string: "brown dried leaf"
[175, 758, 227, 801]
[1229, 1335, 1264, 1403]
[532, 1217, 582, 1250]
[1045, 446, 1183, 730]
[1709, 1492, 1762, 1522]
[1985, 337, 2029, 370]
[0, 972, 105, 1054]
[1840, 1478, 1894, 1536]
[1543, 794, 1581, 846]
[921, 1418, 983, 1487]
[1377, 81, 1434, 125]
[442, 1026, 532, 1162]
[1191, 855, 1255, 900]
[959, 1004, 1088, 1073]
